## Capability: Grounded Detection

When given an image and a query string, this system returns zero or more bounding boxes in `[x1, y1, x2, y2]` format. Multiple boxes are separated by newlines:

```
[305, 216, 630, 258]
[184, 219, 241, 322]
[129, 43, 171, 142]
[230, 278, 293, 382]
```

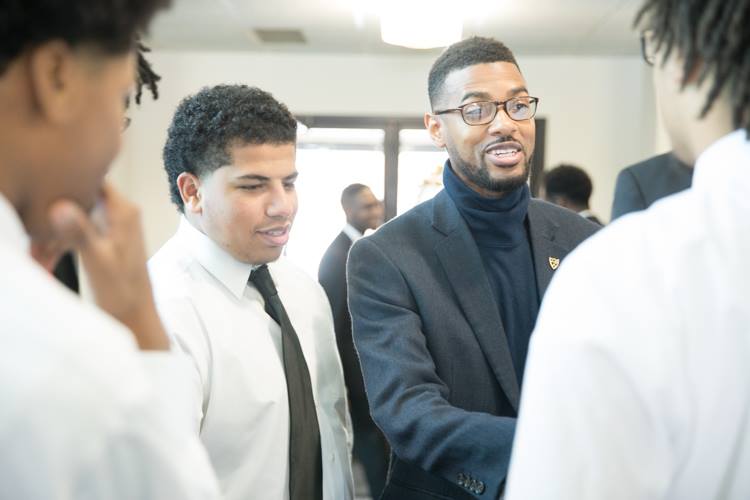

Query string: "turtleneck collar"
[443, 160, 530, 248]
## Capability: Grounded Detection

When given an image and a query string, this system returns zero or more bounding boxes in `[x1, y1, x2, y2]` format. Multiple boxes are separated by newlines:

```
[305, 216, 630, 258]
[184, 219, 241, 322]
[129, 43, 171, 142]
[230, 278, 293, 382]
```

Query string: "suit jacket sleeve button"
[476, 480, 485, 494]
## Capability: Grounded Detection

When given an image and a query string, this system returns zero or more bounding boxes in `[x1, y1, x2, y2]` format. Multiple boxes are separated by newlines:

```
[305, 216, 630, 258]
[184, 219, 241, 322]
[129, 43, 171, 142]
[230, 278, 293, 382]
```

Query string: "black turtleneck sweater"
[443, 162, 539, 385]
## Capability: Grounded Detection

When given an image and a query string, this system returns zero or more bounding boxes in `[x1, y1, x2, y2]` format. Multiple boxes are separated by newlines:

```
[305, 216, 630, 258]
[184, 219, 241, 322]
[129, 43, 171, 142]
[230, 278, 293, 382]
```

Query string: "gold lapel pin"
[549, 257, 560, 270]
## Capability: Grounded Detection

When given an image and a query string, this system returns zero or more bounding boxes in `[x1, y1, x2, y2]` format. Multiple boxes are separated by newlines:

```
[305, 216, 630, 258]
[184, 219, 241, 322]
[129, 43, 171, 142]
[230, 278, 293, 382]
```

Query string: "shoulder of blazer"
[364, 194, 443, 245]
[528, 198, 600, 244]
[624, 152, 673, 183]
[333, 231, 353, 251]
[322, 231, 351, 256]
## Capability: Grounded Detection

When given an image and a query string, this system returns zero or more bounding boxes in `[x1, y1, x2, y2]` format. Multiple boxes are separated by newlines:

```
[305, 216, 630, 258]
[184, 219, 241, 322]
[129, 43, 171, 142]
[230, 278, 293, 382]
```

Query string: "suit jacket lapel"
[339, 231, 353, 253]
[526, 202, 567, 297]
[432, 191, 521, 410]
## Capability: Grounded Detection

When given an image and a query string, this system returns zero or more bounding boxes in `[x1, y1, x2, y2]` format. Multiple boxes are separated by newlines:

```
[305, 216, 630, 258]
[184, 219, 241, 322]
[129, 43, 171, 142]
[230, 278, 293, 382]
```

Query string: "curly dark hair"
[636, 0, 750, 135]
[544, 164, 593, 207]
[163, 84, 298, 211]
[0, 0, 170, 76]
[428, 36, 519, 108]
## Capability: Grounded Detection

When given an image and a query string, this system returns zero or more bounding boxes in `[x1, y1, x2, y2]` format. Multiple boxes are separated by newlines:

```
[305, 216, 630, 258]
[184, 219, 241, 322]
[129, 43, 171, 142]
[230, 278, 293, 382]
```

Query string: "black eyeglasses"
[640, 30, 656, 66]
[433, 96, 539, 126]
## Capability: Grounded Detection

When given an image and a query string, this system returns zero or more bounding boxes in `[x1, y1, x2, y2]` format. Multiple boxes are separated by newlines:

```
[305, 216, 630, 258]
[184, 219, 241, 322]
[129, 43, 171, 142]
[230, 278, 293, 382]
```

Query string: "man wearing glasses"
[346, 36, 598, 500]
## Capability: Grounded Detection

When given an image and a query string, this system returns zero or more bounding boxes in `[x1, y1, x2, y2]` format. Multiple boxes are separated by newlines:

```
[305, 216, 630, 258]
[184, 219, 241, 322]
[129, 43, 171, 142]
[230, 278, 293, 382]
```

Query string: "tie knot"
[249, 264, 278, 299]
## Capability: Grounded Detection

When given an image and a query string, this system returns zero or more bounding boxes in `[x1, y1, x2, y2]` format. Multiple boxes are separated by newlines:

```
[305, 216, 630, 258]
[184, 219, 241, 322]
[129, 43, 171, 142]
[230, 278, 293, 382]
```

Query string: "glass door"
[285, 127, 385, 279]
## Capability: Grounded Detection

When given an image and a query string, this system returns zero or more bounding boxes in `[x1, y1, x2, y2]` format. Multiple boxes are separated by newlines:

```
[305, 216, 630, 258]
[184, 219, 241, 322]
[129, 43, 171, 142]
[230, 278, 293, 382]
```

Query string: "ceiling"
[146, 0, 644, 56]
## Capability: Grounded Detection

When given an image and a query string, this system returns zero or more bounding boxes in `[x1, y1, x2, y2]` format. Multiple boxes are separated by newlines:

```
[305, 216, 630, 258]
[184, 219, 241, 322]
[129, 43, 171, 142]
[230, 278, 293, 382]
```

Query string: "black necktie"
[249, 264, 323, 500]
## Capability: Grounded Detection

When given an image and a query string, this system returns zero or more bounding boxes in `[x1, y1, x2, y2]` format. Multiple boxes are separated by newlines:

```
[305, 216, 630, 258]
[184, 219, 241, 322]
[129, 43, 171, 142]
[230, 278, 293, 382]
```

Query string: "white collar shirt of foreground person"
[148, 216, 354, 500]
[0, 194, 221, 500]
[505, 129, 750, 500]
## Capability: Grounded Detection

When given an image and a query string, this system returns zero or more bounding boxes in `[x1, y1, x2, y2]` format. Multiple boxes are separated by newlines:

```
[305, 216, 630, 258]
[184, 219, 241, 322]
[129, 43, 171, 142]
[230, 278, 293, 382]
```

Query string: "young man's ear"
[27, 40, 84, 124]
[177, 172, 202, 214]
[424, 112, 446, 149]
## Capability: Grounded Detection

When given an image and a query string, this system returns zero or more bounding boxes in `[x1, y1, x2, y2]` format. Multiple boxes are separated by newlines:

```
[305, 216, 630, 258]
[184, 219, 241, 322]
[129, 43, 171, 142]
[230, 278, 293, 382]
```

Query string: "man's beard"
[447, 144, 532, 196]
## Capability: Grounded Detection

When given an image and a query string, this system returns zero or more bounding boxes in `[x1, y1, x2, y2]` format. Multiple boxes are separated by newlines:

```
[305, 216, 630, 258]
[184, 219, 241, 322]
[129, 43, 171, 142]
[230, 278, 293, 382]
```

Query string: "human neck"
[346, 220, 366, 234]
[673, 87, 735, 164]
[0, 130, 28, 230]
[685, 120, 735, 164]
[0, 72, 38, 236]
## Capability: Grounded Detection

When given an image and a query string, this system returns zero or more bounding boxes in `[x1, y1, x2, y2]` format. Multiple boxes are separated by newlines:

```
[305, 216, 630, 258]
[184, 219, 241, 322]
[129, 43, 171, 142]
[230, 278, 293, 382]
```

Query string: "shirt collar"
[0, 193, 30, 255]
[693, 129, 750, 190]
[176, 216, 257, 299]
[342, 223, 363, 242]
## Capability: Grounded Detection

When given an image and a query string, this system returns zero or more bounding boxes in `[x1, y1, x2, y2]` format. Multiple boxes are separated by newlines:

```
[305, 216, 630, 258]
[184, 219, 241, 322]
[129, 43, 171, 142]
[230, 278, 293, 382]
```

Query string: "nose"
[487, 105, 519, 137]
[266, 183, 295, 219]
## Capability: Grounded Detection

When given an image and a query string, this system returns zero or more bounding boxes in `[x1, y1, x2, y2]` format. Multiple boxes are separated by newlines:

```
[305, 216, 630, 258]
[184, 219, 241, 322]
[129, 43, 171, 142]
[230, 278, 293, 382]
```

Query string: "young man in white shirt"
[149, 85, 353, 500]
[506, 1, 750, 499]
[0, 1, 220, 498]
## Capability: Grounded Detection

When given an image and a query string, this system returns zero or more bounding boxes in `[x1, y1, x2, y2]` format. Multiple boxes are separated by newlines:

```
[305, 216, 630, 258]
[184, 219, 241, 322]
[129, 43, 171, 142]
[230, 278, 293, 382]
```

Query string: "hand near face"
[30, 239, 66, 272]
[46, 182, 169, 350]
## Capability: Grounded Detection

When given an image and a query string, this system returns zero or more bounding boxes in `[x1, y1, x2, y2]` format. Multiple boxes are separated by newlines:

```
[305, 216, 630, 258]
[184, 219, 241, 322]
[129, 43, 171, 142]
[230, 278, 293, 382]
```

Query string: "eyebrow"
[234, 172, 299, 182]
[460, 86, 529, 103]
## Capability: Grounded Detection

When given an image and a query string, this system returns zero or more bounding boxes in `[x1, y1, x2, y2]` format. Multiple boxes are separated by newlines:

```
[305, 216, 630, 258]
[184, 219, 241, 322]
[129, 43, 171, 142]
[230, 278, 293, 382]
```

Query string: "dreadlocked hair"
[636, 0, 750, 135]
[135, 41, 160, 105]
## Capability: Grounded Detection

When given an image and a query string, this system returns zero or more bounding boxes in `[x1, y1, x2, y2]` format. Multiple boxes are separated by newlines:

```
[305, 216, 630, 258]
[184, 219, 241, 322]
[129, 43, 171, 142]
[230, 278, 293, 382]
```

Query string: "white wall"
[115, 50, 663, 256]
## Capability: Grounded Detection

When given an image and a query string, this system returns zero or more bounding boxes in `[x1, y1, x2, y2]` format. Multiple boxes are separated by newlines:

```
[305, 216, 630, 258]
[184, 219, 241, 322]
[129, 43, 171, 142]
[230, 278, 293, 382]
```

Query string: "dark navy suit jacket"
[611, 152, 693, 221]
[347, 190, 598, 499]
[318, 231, 372, 427]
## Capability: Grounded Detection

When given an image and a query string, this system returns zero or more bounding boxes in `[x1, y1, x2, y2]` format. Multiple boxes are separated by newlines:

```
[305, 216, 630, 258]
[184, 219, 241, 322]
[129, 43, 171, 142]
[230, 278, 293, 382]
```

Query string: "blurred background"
[113, 0, 666, 279]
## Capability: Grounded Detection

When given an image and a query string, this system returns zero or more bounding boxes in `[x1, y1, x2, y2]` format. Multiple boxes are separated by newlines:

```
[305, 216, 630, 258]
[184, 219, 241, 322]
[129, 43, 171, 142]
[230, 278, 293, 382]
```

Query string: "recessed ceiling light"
[379, 0, 462, 49]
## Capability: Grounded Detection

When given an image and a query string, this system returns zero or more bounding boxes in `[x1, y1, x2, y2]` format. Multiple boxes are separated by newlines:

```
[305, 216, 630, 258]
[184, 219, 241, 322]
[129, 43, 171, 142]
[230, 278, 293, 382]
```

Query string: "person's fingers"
[29, 240, 65, 271]
[48, 199, 100, 252]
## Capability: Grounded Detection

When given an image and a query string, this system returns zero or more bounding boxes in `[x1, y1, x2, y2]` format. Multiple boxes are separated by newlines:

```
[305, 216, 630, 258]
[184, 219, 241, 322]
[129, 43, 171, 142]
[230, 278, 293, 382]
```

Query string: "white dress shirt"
[149, 217, 353, 500]
[0, 195, 220, 500]
[507, 130, 750, 500]
[342, 223, 363, 243]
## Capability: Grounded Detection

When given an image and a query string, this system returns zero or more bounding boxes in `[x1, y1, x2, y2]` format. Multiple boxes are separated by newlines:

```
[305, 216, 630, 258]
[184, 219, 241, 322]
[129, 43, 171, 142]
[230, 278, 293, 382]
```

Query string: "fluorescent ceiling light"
[379, 0, 463, 49]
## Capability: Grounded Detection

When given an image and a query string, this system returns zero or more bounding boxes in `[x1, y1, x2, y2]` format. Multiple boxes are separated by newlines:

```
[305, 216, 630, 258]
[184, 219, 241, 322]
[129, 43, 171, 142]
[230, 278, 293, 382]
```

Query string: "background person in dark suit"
[610, 151, 692, 220]
[347, 37, 599, 500]
[319, 183, 386, 498]
[543, 164, 603, 225]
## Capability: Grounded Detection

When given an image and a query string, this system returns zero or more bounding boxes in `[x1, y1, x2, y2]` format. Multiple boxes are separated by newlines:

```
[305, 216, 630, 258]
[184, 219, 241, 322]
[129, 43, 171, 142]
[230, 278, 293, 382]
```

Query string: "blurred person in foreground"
[43, 41, 163, 289]
[0, 1, 220, 498]
[507, 0, 750, 498]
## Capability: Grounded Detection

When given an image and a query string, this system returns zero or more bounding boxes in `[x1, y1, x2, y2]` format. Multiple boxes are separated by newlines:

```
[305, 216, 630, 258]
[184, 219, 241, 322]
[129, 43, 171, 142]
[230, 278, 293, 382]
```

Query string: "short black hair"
[544, 164, 593, 206]
[341, 183, 369, 209]
[163, 84, 297, 211]
[428, 36, 519, 108]
[636, 0, 750, 135]
[0, 0, 170, 76]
